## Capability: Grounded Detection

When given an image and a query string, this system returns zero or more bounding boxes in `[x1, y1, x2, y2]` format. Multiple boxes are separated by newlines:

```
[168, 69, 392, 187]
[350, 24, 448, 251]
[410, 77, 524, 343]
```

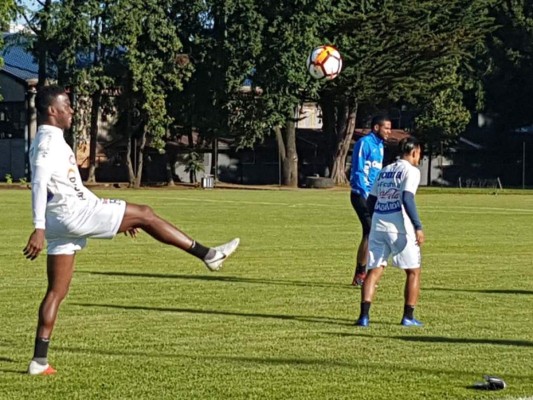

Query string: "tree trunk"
[211, 136, 218, 181]
[126, 136, 135, 188]
[426, 141, 433, 186]
[87, 91, 101, 183]
[186, 125, 195, 184]
[123, 84, 137, 187]
[37, 0, 52, 88]
[274, 120, 298, 187]
[134, 131, 146, 188]
[331, 102, 358, 185]
[165, 152, 175, 186]
[320, 94, 358, 185]
[319, 91, 335, 175]
[66, 90, 77, 155]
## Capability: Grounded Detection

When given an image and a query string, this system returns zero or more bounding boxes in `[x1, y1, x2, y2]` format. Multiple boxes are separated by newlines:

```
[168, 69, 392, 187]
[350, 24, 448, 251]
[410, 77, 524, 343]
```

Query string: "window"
[0, 102, 26, 139]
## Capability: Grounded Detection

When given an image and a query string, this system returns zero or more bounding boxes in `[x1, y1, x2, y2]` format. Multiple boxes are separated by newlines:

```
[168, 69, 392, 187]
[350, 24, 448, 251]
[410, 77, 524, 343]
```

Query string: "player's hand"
[23, 229, 45, 260]
[124, 228, 139, 238]
[415, 229, 425, 246]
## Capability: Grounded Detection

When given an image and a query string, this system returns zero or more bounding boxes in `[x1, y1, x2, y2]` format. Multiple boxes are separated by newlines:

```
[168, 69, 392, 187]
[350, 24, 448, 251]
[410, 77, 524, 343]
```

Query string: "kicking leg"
[119, 204, 195, 249]
[118, 203, 239, 270]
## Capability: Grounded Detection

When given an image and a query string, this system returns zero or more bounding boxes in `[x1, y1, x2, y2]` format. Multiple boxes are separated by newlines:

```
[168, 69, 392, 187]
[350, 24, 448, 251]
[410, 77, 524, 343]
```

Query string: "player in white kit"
[23, 86, 240, 375]
[355, 137, 425, 327]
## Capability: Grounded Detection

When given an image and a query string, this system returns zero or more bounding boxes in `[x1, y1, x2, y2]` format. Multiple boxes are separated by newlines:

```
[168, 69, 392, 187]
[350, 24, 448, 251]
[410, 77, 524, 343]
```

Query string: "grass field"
[0, 187, 532, 399]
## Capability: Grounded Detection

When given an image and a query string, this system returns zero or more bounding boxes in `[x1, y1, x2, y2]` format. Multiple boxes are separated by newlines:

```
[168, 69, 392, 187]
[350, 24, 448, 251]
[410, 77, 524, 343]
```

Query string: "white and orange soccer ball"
[306, 45, 343, 80]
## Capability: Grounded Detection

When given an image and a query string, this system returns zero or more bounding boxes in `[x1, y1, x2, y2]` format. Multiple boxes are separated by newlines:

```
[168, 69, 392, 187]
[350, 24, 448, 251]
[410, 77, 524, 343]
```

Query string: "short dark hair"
[36, 85, 67, 115]
[399, 136, 421, 155]
[371, 115, 391, 128]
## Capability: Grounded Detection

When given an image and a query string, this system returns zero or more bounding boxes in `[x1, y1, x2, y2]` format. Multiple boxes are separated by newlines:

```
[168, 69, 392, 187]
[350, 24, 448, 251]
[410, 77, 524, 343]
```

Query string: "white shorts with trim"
[367, 230, 421, 270]
[46, 199, 127, 255]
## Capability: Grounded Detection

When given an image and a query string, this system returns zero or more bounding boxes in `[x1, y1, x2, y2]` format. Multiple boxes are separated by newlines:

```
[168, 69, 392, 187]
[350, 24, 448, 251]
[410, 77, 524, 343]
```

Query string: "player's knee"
[46, 287, 70, 303]
[139, 205, 156, 224]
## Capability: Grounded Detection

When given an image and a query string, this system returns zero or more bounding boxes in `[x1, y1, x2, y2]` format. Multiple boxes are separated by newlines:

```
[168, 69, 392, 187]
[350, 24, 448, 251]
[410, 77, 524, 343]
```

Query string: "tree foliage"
[14, 0, 532, 187]
[20, 0, 192, 186]
[168, 0, 263, 140]
[484, 0, 533, 130]
[317, 0, 495, 183]
[0, 0, 16, 89]
[0, 0, 15, 32]
[233, 0, 333, 186]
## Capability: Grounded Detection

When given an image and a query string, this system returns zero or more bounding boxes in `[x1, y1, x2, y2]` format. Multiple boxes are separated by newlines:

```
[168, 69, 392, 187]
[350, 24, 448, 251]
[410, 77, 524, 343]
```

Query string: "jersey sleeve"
[31, 138, 56, 229]
[350, 139, 371, 197]
[369, 176, 379, 197]
[402, 191, 422, 230]
[402, 167, 420, 194]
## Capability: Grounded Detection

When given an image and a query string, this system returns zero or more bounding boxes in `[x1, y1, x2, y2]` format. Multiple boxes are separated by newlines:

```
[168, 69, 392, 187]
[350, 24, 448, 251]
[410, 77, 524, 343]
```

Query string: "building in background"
[0, 33, 38, 181]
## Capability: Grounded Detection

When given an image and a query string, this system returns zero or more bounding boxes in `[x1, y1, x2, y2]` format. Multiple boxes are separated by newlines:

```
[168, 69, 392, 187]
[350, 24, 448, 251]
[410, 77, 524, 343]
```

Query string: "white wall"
[419, 154, 453, 186]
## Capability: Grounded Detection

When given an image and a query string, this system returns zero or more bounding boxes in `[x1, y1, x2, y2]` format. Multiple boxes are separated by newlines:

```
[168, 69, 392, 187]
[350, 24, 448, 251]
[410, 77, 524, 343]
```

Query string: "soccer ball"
[306, 45, 343, 80]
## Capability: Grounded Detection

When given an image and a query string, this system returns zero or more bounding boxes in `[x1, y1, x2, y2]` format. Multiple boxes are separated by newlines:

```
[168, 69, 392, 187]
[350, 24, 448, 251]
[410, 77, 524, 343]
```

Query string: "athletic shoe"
[351, 271, 366, 286]
[204, 238, 240, 271]
[484, 375, 507, 390]
[28, 360, 56, 376]
[355, 315, 369, 327]
[401, 317, 424, 327]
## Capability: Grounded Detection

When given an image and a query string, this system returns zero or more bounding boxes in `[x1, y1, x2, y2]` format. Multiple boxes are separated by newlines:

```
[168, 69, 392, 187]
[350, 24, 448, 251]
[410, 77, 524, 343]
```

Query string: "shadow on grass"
[77, 270, 348, 290]
[55, 346, 533, 381]
[0, 369, 26, 375]
[333, 332, 533, 347]
[425, 287, 533, 295]
[59, 346, 362, 368]
[72, 302, 354, 326]
[0, 357, 26, 375]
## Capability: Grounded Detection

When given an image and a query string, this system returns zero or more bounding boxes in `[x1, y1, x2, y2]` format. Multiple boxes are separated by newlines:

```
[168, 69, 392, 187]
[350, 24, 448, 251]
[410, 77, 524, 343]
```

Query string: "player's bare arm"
[23, 229, 46, 260]
[415, 229, 425, 246]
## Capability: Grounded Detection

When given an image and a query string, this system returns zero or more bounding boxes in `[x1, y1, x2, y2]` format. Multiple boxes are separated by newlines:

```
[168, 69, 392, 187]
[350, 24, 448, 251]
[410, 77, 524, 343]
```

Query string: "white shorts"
[367, 230, 421, 270]
[45, 199, 127, 255]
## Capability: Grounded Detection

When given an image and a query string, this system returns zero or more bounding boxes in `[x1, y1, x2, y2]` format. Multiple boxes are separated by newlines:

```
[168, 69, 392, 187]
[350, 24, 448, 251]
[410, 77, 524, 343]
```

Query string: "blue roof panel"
[1, 34, 39, 82]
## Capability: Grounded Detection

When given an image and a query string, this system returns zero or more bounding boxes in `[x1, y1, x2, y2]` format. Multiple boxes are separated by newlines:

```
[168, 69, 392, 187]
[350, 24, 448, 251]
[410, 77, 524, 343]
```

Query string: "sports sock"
[360, 301, 371, 317]
[186, 240, 211, 259]
[355, 263, 366, 275]
[33, 337, 50, 365]
[403, 305, 415, 320]
[203, 249, 218, 261]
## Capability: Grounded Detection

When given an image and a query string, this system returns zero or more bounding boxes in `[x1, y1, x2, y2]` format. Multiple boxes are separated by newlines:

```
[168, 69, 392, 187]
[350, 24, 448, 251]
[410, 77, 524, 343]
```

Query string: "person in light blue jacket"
[349, 115, 391, 286]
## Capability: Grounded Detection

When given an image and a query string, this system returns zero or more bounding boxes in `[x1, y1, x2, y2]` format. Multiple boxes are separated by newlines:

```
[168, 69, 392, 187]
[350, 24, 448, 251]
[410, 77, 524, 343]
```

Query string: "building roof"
[1, 34, 39, 83]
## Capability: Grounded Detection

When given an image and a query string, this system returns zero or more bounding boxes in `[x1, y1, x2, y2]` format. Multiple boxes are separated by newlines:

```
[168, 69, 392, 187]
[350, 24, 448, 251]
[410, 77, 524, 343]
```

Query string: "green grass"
[0, 187, 532, 399]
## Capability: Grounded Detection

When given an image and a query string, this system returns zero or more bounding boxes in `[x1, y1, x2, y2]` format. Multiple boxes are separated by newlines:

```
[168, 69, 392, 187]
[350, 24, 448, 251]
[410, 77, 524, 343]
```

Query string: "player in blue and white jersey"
[23, 85, 239, 376]
[349, 115, 391, 286]
[355, 137, 425, 327]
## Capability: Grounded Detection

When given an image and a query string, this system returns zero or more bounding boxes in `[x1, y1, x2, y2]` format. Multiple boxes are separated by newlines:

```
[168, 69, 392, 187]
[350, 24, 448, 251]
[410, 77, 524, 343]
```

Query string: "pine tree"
[245, 0, 333, 187]
[0, 0, 16, 91]
[484, 0, 533, 129]
[322, 0, 495, 184]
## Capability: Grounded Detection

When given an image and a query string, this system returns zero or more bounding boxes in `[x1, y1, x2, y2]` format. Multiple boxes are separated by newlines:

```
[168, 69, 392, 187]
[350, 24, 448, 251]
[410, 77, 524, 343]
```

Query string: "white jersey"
[369, 159, 420, 234]
[30, 125, 99, 230]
